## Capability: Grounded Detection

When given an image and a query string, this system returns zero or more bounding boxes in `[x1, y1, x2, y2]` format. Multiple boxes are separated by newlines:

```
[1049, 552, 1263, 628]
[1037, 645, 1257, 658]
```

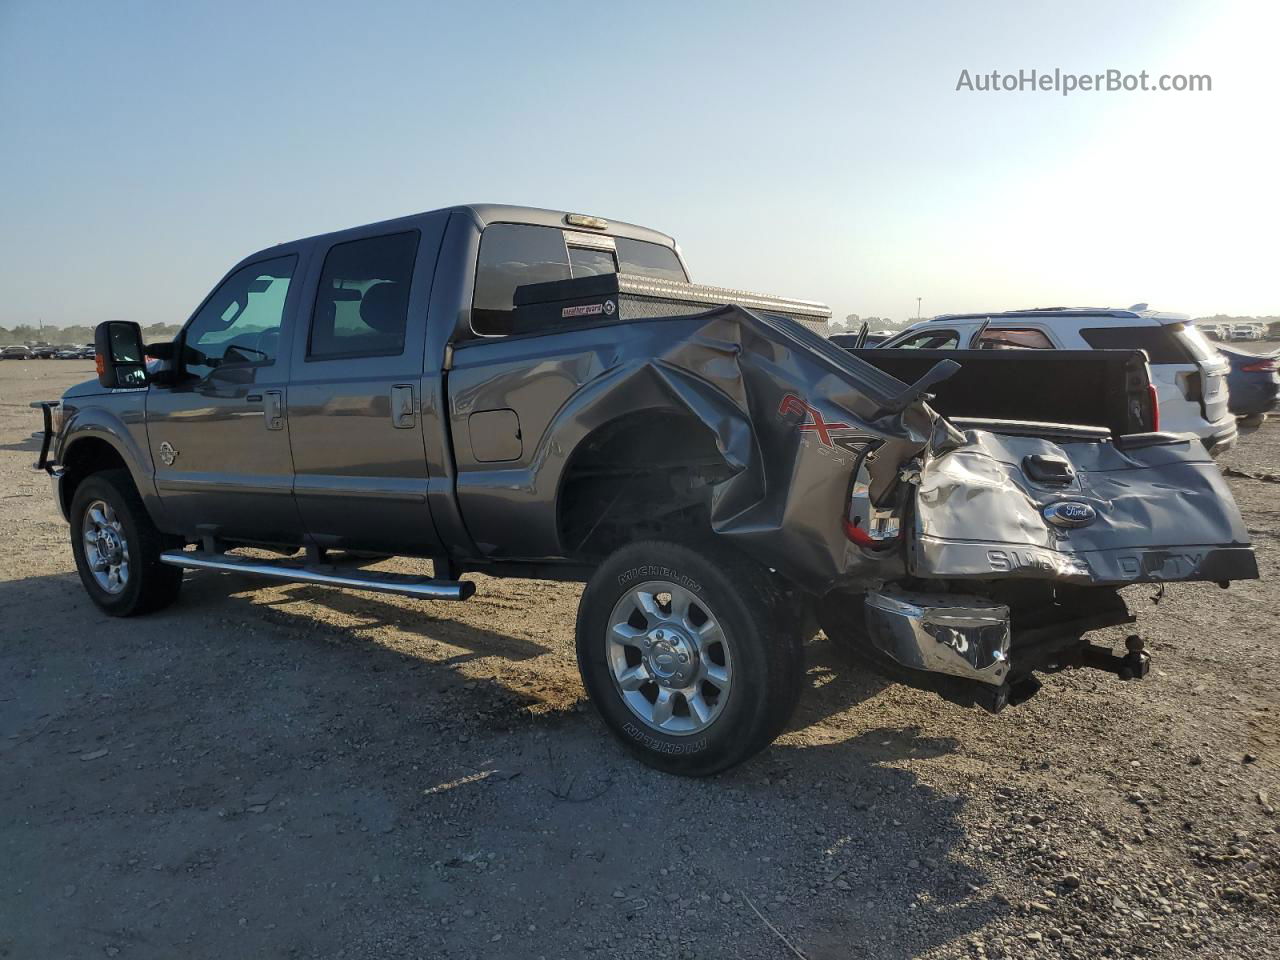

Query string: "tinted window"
[978, 327, 1055, 350]
[472, 224, 571, 335]
[309, 232, 419, 360]
[182, 256, 296, 380]
[894, 329, 959, 350]
[616, 238, 687, 282]
[1080, 326, 1190, 364]
[472, 225, 690, 335]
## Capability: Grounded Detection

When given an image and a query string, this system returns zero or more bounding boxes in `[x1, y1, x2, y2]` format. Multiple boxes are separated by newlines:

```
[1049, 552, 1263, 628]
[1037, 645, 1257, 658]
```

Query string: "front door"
[285, 223, 444, 554]
[147, 253, 306, 544]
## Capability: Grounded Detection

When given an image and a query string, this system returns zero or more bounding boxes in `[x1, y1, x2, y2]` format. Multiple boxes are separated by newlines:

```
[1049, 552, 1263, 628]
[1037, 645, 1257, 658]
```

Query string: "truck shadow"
[795, 636, 894, 726]
[1, 570, 1002, 960]
[178, 570, 552, 662]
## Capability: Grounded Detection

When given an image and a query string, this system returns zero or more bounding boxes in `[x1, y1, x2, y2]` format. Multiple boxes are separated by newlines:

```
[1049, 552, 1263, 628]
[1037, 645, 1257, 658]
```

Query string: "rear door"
[285, 218, 446, 554]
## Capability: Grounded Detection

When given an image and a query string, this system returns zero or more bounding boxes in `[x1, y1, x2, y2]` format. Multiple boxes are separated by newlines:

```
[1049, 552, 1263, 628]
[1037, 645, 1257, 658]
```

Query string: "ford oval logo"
[1043, 501, 1097, 528]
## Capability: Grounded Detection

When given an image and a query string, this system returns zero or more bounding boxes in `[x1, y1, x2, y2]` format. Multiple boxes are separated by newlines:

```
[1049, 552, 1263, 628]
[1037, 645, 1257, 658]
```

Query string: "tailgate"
[910, 429, 1257, 586]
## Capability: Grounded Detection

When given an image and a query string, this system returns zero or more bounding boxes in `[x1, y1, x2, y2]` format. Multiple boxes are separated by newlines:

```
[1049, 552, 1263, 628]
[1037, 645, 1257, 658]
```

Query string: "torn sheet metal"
[910, 429, 1258, 586]
[452, 302, 1255, 595]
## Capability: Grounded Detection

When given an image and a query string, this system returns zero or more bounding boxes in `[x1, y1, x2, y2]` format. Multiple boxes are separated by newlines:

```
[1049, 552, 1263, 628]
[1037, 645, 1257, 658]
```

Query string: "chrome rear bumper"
[864, 588, 1011, 686]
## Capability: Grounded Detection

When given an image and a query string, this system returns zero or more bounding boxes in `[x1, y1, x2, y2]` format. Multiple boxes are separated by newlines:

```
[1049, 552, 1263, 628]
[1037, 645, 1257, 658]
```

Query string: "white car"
[880, 306, 1236, 455]
[1231, 324, 1264, 341]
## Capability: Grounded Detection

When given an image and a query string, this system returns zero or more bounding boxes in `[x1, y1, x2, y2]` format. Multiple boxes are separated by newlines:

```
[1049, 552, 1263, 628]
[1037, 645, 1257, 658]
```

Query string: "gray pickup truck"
[34, 203, 1257, 776]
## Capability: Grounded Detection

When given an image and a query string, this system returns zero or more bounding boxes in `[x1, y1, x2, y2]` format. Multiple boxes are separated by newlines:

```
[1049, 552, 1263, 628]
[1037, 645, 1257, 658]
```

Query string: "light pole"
[915, 298, 922, 321]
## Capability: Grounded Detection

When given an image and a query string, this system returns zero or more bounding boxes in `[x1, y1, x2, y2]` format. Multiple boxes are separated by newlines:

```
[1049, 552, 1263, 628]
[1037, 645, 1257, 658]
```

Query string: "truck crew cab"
[36, 204, 1257, 776]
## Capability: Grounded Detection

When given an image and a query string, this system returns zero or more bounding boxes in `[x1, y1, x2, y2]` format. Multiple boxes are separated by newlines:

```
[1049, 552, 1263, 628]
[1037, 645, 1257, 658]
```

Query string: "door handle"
[263, 390, 284, 431]
[391, 384, 416, 429]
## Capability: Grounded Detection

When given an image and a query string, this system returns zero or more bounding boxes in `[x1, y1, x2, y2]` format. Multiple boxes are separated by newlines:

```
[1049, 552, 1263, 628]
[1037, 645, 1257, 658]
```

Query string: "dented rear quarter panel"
[447, 306, 932, 590]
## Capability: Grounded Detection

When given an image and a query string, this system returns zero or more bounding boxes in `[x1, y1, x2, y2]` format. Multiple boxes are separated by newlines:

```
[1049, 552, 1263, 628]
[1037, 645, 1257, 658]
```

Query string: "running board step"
[159, 550, 475, 601]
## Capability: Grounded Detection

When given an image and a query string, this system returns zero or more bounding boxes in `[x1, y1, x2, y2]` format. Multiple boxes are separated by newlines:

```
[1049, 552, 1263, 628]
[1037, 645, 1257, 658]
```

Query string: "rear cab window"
[471, 223, 687, 336]
[1079, 325, 1194, 364]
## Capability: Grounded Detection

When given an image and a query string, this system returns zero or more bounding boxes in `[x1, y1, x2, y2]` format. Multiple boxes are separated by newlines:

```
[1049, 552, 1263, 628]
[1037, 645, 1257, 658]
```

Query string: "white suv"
[880, 307, 1236, 455]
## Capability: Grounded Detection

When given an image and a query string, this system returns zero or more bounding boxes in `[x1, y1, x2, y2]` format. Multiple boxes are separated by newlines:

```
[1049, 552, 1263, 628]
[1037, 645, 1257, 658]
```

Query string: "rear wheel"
[69, 469, 183, 616]
[575, 540, 804, 776]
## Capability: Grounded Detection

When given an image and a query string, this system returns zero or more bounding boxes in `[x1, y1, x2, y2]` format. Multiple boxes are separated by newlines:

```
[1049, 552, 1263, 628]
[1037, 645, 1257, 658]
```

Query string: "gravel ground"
[1, 358, 1276, 960]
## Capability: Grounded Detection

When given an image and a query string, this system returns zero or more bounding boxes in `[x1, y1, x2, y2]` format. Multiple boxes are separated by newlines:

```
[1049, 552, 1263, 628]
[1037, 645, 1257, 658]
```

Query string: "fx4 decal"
[778, 394, 883, 458]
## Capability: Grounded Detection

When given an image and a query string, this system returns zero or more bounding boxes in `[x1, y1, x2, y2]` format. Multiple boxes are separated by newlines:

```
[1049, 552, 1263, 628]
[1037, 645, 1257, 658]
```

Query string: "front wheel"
[575, 540, 804, 776]
[69, 469, 183, 617]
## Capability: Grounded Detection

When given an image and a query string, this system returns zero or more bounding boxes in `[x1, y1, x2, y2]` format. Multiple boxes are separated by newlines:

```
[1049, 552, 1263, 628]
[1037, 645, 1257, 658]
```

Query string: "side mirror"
[94, 321, 149, 389]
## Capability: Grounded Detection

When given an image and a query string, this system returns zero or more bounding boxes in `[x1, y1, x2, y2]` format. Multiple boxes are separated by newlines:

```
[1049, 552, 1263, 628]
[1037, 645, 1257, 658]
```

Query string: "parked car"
[32, 204, 1257, 776]
[31, 344, 59, 359]
[1219, 346, 1279, 425]
[1231, 324, 1264, 341]
[2, 344, 34, 360]
[55, 346, 83, 359]
[879, 307, 1237, 455]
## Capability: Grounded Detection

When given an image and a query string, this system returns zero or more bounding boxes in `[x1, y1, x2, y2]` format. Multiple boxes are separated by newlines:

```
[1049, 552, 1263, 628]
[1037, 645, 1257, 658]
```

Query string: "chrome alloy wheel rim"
[606, 581, 732, 736]
[82, 499, 130, 594]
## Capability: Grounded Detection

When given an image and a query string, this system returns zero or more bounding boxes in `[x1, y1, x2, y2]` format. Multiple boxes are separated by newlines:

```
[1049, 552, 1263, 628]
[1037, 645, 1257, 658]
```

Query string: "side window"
[894, 329, 960, 350]
[472, 224, 571, 335]
[309, 231, 420, 360]
[977, 327, 1055, 350]
[182, 256, 297, 381]
[1079, 326, 1189, 364]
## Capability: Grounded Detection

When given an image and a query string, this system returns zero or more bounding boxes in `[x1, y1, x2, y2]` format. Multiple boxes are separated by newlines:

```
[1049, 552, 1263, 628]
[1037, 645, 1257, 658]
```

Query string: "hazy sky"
[2, 0, 1277, 328]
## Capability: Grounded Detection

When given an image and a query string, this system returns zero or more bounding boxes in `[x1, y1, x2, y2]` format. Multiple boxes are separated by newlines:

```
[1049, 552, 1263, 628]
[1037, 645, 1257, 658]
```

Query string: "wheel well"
[61, 438, 131, 514]
[557, 411, 735, 560]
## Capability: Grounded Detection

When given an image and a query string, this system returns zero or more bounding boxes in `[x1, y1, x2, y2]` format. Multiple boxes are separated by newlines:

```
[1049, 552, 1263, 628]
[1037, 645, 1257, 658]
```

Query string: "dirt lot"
[1, 358, 1277, 960]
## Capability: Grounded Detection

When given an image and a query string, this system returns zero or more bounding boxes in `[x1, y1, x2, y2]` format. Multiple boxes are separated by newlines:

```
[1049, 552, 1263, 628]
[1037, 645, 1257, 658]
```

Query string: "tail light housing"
[1241, 358, 1279, 373]
[844, 468, 902, 550]
[1147, 383, 1160, 432]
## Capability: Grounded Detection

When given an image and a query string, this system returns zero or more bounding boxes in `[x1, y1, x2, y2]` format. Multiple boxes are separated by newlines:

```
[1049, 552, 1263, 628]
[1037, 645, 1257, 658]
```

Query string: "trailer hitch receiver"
[1080, 634, 1150, 680]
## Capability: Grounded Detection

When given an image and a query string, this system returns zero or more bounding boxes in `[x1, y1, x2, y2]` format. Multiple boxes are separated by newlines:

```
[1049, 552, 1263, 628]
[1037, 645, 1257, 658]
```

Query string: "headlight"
[52, 402, 71, 437]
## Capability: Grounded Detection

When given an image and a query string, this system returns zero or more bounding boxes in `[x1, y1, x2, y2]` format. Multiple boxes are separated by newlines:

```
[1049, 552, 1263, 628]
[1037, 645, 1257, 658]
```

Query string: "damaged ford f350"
[34, 204, 1258, 775]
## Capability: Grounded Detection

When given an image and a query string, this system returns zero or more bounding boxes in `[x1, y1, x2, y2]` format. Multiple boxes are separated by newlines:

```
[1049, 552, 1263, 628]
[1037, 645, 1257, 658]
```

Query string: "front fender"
[56, 399, 169, 529]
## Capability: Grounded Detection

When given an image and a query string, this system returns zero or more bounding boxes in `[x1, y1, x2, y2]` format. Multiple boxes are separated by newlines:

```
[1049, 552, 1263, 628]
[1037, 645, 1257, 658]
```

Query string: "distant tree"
[0, 320, 181, 345]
